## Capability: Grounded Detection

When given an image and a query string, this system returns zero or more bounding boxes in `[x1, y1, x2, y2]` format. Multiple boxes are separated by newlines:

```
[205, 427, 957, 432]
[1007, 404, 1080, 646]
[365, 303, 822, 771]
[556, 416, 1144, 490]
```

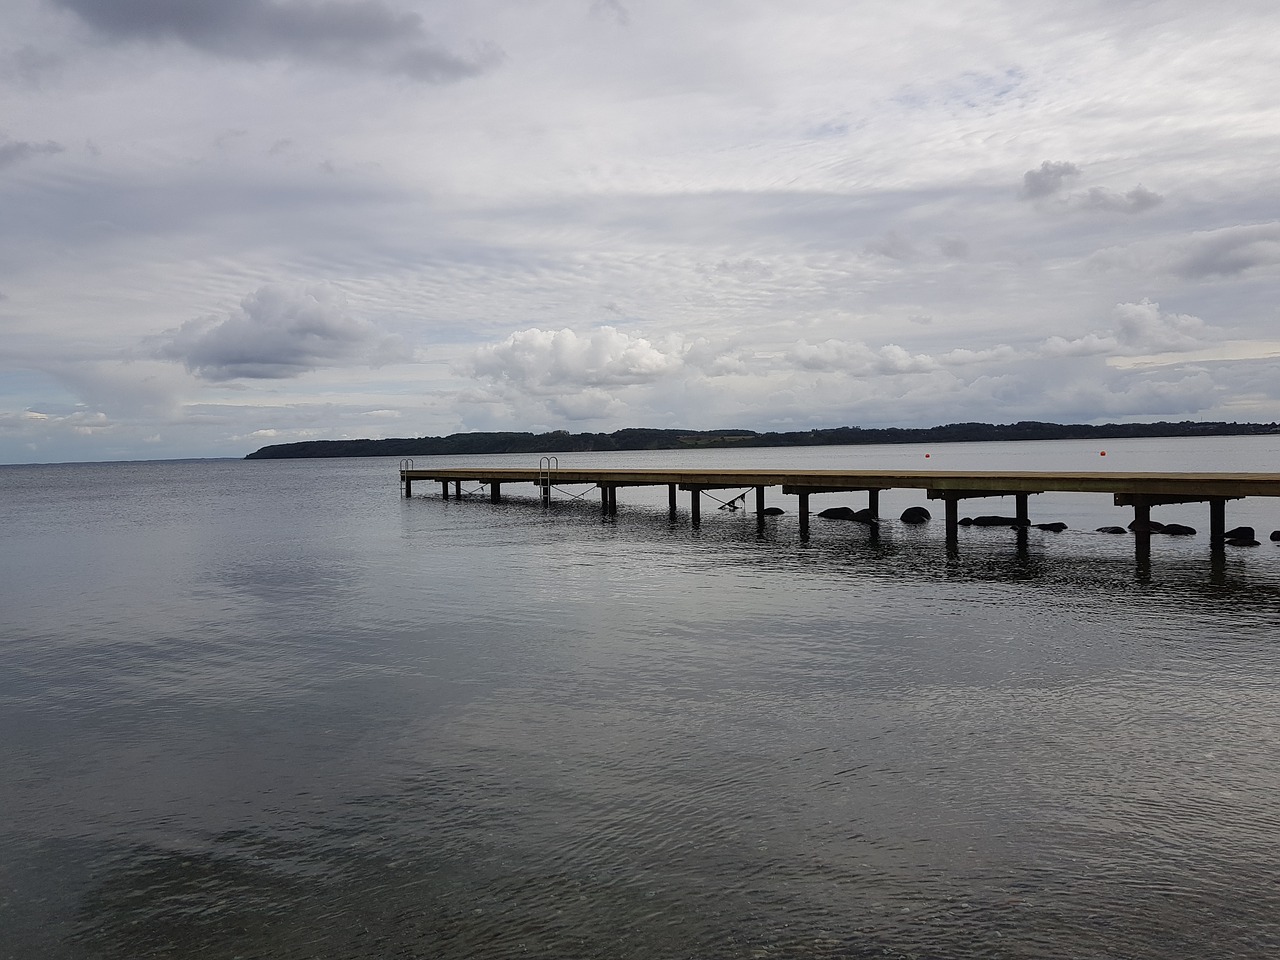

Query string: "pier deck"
[399, 465, 1280, 548]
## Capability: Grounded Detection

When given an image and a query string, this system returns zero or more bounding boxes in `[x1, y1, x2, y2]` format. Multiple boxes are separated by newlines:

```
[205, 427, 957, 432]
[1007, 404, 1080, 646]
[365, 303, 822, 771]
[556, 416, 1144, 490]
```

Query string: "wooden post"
[668, 483, 677, 519]
[799, 492, 810, 540]
[608, 485, 617, 516]
[404, 476, 412, 498]
[454, 480, 461, 498]
[755, 485, 765, 520]
[691, 487, 701, 526]
[1210, 498, 1226, 549]
[945, 496, 959, 541]
[601, 485, 609, 515]
[1015, 493, 1029, 526]
[490, 482, 501, 504]
[867, 489, 880, 517]
[440, 480, 449, 500]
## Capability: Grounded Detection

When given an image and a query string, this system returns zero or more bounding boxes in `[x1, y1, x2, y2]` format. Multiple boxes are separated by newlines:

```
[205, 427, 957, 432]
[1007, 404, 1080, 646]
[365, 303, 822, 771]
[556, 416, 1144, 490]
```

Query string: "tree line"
[244, 420, 1280, 459]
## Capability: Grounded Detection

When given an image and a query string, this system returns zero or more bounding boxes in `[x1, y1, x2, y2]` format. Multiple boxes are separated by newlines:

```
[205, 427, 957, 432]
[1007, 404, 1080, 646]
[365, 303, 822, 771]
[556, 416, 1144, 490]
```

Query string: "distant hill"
[244, 421, 1280, 459]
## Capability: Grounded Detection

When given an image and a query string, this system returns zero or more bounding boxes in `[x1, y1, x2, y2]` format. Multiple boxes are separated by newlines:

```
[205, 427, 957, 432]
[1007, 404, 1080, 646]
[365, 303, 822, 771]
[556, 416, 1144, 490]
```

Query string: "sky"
[3, 0, 1280, 463]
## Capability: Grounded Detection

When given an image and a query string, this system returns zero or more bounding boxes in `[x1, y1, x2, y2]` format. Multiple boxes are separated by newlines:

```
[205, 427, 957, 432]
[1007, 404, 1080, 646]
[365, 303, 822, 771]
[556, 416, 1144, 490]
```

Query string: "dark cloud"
[0, 138, 65, 168]
[158, 283, 400, 380]
[1, 45, 65, 89]
[1174, 222, 1280, 278]
[52, 0, 500, 82]
[1019, 160, 1079, 199]
[1083, 184, 1163, 214]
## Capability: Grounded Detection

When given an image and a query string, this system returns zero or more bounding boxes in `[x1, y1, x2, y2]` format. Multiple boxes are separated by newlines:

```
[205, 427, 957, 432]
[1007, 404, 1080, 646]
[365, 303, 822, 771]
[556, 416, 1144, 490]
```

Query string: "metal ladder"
[537, 456, 558, 506]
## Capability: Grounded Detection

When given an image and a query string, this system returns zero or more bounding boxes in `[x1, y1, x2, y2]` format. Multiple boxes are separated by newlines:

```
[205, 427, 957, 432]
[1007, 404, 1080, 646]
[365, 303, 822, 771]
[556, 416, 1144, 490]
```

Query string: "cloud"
[1082, 185, 1163, 214]
[789, 339, 938, 375]
[0, 45, 65, 89]
[1041, 299, 1211, 358]
[0, 138, 65, 168]
[1173, 222, 1280, 278]
[158, 282, 400, 381]
[1019, 160, 1080, 199]
[469, 326, 685, 395]
[52, 0, 501, 82]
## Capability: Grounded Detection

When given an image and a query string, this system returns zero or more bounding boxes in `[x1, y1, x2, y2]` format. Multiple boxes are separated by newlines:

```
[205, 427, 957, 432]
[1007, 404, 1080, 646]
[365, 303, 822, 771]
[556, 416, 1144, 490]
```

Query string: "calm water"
[3, 437, 1280, 959]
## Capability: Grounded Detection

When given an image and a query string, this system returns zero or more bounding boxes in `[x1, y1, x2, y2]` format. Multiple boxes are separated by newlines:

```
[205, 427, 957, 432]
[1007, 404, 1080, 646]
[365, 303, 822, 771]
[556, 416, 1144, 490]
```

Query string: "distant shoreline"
[244, 421, 1280, 460]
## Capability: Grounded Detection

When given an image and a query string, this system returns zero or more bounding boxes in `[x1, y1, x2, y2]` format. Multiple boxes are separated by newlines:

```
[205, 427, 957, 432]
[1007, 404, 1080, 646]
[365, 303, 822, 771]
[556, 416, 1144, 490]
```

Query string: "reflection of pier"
[399, 464, 1280, 551]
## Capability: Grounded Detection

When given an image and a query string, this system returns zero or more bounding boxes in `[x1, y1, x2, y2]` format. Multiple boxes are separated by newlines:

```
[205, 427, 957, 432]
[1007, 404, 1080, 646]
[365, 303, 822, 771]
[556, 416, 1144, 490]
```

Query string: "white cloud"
[468, 326, 685, 394]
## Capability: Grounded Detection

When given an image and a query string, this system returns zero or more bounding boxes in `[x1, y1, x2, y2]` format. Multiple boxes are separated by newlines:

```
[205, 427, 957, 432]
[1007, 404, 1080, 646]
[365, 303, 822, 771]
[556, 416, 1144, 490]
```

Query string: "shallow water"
[3, 438, 1280, 958]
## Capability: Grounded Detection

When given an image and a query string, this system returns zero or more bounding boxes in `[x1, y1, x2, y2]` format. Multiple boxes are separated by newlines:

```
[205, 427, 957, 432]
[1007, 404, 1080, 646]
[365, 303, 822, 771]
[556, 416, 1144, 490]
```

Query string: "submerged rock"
[762, 506, 785, 516]
[1226, 537, 1261, 547]
[1162, 523, 1197, 535]
[900, 506, 931, 524]
[1096, 526, 1128, 534]
[1034, 522, 1068, 533]
[969, 515, 1030, 527]
[1128, 519, 1166, 533]
[818, 506, 877, 523]
[1223, 525, 1255, 540]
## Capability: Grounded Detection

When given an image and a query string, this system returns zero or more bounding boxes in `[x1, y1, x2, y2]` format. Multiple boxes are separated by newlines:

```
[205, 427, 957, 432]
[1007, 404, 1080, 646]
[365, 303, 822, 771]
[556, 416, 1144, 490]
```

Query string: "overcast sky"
[3, 0, 1279, 462]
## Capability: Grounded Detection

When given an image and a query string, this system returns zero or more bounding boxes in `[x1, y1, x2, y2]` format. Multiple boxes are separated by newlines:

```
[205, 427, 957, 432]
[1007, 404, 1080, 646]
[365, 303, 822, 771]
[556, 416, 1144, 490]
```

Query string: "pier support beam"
[1210, 497, 1226, 550]
[454, 481, 461, 499]
[440, 480, 449, 500]
[691, 487, 701, 527]
[403, 476, 412, 498]
[944, 496, 959, 541]
[798, 492, 810, 541]
[1015, 494, 1029, 526]
[669, 483, 678, 519]
[490, 482, 501, 504]
[755, 486, 765, 520]
[868, 489, 880, 517]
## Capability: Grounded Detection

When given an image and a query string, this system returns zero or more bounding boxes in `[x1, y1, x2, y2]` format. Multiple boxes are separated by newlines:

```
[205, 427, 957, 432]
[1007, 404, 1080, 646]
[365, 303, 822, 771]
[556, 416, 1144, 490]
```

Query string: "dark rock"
[1271, 530, 1280, 541]
[1226, 537, 1261, 547]
[900, 506, 931, 524]
[1096, 526, 1128, 534]
[970, 515, 1030, 527]
[1034, 522, 1068, 532]
[1223, 526, 1255, 540]
[762, 506, 785, 516]
[1161, 523, 1197, 535]
[959, 517, 974, 526]
[818, 506, 877, 523]
[1128, 519, 1166, 533]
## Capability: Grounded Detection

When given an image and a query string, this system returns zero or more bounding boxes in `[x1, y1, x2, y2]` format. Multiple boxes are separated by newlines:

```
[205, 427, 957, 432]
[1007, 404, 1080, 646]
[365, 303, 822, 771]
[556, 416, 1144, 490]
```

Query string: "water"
[3, 437, 1280, 959]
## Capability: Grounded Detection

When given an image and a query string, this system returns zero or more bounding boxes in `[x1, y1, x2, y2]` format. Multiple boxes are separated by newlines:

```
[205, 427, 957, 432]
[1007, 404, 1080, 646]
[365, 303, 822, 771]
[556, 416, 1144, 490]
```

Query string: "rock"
[1271, 530, 1280, 542]
[959, 517, 974, 526]
[969, 515, 1030, 527]
[1128, 519, 1166, 533]
[1034, 522, 1067, 532]
[900, 506, 931, 524]
[1223, 526, 1255, 540]
[1161, 523, 1197, 536]
[1226, 537, 1261, 547]
[762, 506, 785, 516]
[1096, 526, 1128, 534]
[818, 506, 877, 524]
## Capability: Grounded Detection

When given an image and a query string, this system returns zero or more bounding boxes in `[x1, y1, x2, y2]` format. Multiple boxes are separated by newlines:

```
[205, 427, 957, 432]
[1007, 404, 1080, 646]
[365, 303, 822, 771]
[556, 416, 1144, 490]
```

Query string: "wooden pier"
[399, 464, 1280, 550]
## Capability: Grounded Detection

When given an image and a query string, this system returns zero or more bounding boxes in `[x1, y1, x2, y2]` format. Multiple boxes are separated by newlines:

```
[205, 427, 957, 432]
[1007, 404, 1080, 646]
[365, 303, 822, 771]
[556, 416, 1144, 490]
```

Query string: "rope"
[711, 489, 752, 510]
